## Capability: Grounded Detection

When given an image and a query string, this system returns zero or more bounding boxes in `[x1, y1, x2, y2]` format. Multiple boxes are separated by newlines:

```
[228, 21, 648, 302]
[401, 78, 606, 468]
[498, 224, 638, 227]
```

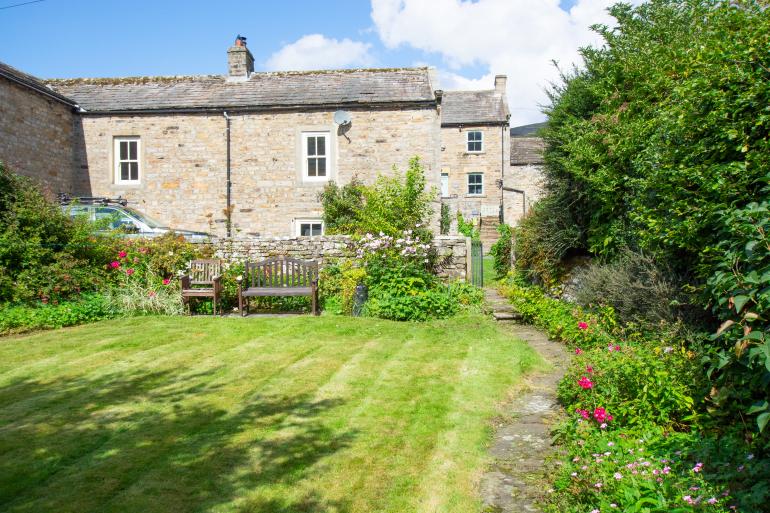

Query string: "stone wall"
[504, 163, 546, 227]
[440, 124, 508, 248]
[75, 105, 441, 238]
[0, 77, 79, 195]
[210, 235, 470, 281]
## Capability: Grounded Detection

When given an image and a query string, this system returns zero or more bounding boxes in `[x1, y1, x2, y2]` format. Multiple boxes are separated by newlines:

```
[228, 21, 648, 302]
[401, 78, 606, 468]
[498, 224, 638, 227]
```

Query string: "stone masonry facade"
[74, 106, 440, 237]
[211, 235, 470, 281]
[0, 73, 78, 196]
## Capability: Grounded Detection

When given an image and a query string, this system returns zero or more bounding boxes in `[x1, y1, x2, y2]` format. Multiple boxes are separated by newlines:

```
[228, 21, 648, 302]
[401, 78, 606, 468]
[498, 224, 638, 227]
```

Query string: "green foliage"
[705, 197, 770, 433]
[489, 223, 513, 279]
[439, 203, 450, 235]
[514, 193, 581, 285]
[319, 261, 367, 315]
[0, 164, 112, 303]
[320, 157, 434, 239]
[456, 212, 479, 241]
[0, 294, 117, 335]
[503, 276, 767, 512]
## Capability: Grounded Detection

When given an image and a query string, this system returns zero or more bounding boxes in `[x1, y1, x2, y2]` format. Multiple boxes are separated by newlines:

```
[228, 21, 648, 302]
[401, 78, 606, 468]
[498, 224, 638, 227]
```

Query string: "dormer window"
[466, 131, 483, 153]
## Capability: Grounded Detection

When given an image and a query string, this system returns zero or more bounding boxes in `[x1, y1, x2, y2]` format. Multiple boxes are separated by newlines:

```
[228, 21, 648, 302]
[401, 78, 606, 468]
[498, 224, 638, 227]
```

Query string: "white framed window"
[296, 219, 324, 237]
[467, 173, 483, 195]
[302, 132, 329, 181]
[114, 137, 140, 184]
[441, 173, 449, 197]
[466, 131, 483, 153]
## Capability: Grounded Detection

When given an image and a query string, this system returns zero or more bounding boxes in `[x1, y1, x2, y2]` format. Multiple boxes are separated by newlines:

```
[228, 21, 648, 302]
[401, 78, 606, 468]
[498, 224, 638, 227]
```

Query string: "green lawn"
[0, 314, 540, 513]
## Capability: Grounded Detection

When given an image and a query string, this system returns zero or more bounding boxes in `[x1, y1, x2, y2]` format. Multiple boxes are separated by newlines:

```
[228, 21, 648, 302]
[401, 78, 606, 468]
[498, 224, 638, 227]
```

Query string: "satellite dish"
[333, 110, 352, 126]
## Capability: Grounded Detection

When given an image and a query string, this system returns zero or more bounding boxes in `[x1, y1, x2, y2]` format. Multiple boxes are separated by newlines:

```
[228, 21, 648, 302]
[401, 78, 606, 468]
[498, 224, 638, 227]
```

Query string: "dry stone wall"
[210, 235, 470, 281]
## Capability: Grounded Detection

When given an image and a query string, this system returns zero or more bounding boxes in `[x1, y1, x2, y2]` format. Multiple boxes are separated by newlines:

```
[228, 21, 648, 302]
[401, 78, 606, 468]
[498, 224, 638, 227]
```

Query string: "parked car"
[59, 196, 210, 242]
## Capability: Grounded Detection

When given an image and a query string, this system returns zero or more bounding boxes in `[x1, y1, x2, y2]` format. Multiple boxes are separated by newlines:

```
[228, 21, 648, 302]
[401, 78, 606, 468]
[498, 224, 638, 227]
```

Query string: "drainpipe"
[223, 111, 232, 237]
[500, 123, 505, 224]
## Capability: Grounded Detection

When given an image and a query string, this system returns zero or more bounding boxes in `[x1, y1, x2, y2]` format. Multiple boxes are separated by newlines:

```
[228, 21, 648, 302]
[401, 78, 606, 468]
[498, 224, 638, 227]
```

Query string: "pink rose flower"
[148, 290, 156, 298]
[110, 261, 120, 269]
[586, 365, 594, 373]
[578, 376, 594, 389]
[125, 268, 135, 276]
[118, 251, 127, 258]
[578, 321, 589, 330]
[575, 348, 583, 355]
[162, 278, 171, 285]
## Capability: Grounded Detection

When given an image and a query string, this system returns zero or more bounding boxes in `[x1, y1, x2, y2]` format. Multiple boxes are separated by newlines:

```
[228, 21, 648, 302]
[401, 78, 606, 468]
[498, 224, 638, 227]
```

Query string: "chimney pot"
[494, 75, 507, 95]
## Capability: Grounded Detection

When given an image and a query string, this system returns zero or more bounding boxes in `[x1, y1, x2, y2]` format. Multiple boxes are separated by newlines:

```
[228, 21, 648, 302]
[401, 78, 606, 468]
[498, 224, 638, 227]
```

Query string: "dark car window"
[64, 205, 91, 220]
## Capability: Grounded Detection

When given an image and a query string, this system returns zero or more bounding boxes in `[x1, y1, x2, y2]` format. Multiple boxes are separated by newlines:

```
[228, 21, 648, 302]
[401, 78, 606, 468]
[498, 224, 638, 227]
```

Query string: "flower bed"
[500, 276, 770, 513]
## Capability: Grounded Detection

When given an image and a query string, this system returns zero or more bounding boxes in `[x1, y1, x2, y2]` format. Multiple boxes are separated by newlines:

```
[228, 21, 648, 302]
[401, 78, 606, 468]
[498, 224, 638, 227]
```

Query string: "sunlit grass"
[0, 314, 540, 513]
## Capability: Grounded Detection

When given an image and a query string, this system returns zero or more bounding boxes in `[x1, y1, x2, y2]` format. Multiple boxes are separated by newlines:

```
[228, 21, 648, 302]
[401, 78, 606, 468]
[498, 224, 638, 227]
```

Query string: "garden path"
[479, 288, 570, 512]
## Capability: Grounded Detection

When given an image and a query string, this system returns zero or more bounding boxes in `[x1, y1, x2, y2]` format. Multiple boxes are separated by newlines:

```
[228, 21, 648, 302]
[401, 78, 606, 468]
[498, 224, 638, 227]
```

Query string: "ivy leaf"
[747, 401, 768, 415]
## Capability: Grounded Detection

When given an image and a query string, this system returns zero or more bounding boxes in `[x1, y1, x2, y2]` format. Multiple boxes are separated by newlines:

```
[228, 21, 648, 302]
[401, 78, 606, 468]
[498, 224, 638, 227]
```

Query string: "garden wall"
[210, 235, 470, 281]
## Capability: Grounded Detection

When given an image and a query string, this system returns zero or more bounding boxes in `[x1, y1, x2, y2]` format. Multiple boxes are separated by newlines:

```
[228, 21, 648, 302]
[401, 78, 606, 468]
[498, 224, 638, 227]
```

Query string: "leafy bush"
[456, 212, 479, 241]
[320, 157, 434, 239]
[572, 249, 694, 327]
[514, 193, 581, 285]
[0, 294, 117, 335]
[489, 223, 512, 279]
[319, 260, 367, 315]
[704, 198, 770, 433]
[0, 164, 113, 303]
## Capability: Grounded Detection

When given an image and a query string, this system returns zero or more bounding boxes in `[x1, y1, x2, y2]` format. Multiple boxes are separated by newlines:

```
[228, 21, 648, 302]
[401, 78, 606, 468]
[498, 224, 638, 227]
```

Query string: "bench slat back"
[245, 257, 318, 288]
[189, 259, 222, 285]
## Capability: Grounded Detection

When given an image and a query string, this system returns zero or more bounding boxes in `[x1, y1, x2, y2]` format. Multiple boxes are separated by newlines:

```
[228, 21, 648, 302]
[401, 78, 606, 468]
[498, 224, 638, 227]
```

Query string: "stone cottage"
[439, 77, 510, 248]
[0, 37, 542, 244]
[505, 122, 546, 226]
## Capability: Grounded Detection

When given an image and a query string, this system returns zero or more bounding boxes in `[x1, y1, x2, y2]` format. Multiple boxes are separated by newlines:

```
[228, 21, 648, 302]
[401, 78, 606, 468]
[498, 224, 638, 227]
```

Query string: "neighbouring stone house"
[439, 77, 510, 248]
[505, 122, 546, 226]
[0, 37, 541, 245]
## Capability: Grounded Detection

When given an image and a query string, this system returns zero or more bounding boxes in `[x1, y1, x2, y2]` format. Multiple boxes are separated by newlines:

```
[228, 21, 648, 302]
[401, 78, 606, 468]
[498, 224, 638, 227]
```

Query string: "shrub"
[513, 193, 581, 285]
[489, 223, 512, 279]
[572, 249, 693, 327]
[0, 164, 113, 303]
[456, 212, 479, 241]
[320, 157, 435, 239]
[0, 294, 117, 335]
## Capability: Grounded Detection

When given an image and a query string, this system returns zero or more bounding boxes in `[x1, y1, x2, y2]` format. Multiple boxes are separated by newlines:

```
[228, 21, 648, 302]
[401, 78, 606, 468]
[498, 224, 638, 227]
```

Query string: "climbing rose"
[110, 261, 120, 269]
[593, 407, 612, 423]
[578, 376, 593, 389]
[576, 408, 590, 420]
[162, 278, 171, 285]
[118, 250, 127, 258]
[578, 321, 589, 330]
[125, 268, 135, 276]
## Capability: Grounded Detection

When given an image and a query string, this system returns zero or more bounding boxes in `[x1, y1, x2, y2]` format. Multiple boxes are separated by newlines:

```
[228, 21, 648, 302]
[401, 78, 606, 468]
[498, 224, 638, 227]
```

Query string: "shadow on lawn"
[0, 367, 355, 513]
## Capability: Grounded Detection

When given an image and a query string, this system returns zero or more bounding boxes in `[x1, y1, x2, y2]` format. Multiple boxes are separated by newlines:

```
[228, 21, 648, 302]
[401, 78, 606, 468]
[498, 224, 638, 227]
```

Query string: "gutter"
[72, 100, 439, 117]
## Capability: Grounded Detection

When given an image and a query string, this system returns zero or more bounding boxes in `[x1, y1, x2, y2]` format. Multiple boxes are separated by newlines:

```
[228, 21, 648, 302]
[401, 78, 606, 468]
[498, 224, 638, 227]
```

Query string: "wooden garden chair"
[180, 259, 223, 315]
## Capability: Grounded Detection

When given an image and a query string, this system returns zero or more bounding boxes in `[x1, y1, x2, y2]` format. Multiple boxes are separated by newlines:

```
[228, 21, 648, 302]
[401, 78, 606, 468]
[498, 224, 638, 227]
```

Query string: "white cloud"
[266, 34, 374, 71]
[371, 0, 639, 125]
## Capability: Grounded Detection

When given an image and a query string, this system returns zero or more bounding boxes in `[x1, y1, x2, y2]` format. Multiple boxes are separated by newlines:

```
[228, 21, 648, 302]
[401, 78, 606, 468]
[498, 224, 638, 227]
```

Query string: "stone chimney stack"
[494, 75, 507, 95]
[227, 35, 254, 79]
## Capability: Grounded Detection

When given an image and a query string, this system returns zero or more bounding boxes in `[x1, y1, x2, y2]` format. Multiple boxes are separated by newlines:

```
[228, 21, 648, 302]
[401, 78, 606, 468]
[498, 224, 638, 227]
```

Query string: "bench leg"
[238, 286, 244, 317]
[212, 297, 217, 316]
[311, 288, 319, 316]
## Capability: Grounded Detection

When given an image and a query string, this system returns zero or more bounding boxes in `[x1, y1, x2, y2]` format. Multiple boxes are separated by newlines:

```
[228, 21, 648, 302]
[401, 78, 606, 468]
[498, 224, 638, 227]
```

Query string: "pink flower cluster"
[578, 376, 594, 389]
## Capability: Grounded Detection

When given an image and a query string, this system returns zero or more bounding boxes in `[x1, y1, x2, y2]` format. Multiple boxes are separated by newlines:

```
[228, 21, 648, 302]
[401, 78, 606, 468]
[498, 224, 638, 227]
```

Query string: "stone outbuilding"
[505, 122, 546, 227]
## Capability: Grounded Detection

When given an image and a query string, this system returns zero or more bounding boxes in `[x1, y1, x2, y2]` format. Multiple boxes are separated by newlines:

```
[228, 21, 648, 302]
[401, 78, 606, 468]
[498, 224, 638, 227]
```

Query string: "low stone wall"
[210, 235, 470, 281]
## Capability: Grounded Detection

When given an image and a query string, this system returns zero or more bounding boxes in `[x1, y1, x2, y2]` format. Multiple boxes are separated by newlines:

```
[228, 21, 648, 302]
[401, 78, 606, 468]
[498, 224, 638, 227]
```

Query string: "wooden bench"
[237, 257, 319, 316]
[180, 259, 223, 315]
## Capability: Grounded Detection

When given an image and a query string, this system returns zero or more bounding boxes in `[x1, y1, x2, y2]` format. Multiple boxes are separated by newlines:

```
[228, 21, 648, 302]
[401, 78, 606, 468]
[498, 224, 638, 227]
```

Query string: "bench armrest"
[180, 274, 191, 289]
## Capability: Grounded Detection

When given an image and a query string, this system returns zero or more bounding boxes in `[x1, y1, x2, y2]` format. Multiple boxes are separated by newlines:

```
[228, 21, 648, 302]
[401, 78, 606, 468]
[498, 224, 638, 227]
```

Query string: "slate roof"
[510, 136, 545, 165]
[510, 121, 546, 137]
[440, 90, 508, 126]
[45, 68, 436, 113]
[0, 61, 78, 107]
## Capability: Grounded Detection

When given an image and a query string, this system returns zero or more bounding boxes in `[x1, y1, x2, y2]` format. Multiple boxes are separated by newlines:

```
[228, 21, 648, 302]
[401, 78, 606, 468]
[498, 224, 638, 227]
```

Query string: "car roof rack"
[58, 193, 128, 207]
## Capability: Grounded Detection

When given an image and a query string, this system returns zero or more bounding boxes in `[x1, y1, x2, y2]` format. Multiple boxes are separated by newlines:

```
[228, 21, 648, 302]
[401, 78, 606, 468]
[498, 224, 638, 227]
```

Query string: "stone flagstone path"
[479, 287, 570, 512]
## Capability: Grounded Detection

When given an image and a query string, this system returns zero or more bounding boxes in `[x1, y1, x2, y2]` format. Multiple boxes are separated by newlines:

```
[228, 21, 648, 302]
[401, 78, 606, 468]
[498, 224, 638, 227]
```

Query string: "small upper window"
[441, 173, 449, 197]
[302, 132, 329, 181]
[467, 131, 483, 153]
[114, 137, 140, 184]
[467, 173, 483, 195]
[297, 219, 324, 237]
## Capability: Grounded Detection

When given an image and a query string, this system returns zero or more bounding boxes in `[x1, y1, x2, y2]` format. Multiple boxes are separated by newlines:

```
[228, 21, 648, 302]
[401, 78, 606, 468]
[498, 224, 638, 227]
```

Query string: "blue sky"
[0, 0, 614, 125]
